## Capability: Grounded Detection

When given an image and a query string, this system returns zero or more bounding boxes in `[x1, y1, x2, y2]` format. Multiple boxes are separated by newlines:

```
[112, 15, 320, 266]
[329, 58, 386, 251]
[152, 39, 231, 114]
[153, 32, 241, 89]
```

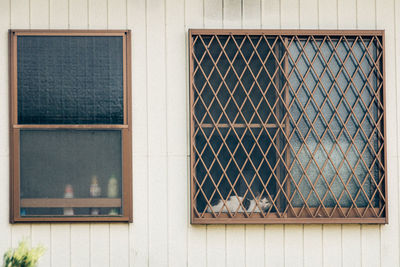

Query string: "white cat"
[206, 196, 272, 213]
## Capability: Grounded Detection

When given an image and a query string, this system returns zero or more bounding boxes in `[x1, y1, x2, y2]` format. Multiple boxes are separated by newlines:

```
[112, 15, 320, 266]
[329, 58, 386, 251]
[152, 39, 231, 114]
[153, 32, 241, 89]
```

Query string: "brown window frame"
[189, 29, 386, 224]
[9, 30, 132, 223]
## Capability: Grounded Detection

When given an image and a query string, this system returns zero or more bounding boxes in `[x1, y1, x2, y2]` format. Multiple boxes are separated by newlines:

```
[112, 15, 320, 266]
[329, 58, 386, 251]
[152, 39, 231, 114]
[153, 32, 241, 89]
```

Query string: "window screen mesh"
[190, 32, 385, 222]
[17, 36, 124, 124]
[20, 130, 123, 216]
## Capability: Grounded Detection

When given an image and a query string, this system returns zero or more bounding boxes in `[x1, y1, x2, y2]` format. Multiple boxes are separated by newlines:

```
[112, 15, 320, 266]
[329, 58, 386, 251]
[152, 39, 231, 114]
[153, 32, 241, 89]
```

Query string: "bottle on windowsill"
[107, 175, 119, 215]
[64, 184, 74, 216]
[90, 175, 101, 215]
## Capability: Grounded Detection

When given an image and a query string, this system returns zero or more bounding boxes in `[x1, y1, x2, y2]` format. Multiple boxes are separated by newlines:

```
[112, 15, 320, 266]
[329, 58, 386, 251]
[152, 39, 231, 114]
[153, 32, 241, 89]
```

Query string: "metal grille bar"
[189, 30, 386, 224]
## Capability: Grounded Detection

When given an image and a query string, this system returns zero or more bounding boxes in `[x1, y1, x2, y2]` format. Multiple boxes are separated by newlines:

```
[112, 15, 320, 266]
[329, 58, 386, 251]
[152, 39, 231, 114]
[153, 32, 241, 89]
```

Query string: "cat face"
[258, 197, 272, 211]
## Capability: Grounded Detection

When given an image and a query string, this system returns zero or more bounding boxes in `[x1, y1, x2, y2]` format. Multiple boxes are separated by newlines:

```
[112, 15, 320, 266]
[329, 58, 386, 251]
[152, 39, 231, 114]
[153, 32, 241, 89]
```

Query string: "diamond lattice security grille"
[189, 30, 386, 224]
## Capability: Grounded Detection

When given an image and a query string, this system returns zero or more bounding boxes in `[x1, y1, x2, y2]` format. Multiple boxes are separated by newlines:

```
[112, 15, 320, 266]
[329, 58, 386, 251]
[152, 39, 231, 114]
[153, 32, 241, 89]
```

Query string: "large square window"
[189, 30, 386, 224]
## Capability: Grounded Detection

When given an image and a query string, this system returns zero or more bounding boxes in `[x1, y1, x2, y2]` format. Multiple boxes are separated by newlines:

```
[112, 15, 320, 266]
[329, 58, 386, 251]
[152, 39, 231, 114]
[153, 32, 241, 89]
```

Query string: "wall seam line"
[279, 0, 282, 29]
[205, 225, 208, 267]
[322, 225, 325, 267]
[283, 225, 285, 267]
[108, 224, 111, 267]
[68, 0, 70, 28]
[341, 225, 343, 267]
[164, 0, 170, 265]
[87, 0, 89, 28]
[259, 0, 262, 28]
[69, 224, 71, 267]
[144, 0, 150, 265]
[29, 0, 31, 29]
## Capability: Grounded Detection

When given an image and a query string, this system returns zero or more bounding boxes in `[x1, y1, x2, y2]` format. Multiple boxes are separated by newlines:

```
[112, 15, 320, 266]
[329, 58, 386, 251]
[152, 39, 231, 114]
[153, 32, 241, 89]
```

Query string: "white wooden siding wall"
[0, 0, 399, 266]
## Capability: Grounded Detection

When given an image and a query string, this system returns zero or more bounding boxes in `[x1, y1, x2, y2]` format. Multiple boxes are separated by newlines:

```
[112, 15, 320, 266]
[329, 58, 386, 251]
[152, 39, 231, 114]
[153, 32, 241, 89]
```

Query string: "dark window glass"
[20, 130, 122, 216]
[17, 36, 124, 124]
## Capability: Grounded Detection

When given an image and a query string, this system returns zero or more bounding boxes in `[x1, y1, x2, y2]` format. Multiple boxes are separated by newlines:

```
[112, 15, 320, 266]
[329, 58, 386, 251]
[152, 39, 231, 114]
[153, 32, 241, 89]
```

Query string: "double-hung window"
[189, 30, 386, 224]
[10, 30, 132, 223]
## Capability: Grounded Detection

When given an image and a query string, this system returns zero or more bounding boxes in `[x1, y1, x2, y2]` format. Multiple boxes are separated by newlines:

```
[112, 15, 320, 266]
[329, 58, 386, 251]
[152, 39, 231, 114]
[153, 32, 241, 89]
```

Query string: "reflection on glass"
[288, 37, 381, 208]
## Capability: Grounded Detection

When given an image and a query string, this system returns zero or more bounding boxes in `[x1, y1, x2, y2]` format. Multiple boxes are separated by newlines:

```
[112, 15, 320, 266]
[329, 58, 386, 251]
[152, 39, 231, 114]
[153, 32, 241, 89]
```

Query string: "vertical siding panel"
[378, 0, 395, 159]
[246, 226, 264, 267]
[167, 157, 187, 267]
[322, 225, 342, 267]
[31, 225, 51, 267]
[304, 225, 322, 267]
[281, 0, 299, 29]
[186, 1, 207, 267]
[223, 0, 241, 28]
[361, 225, 380, 267]
[51, 224, 71, 267]
[243, 0, 261, 28]
[50, 0, 68, 28]
[396, 0, 400, 252]
[0, 53, 7, 157]
[11, 225, 31, 247]
[88, 0, 107, 29]
[318, 0, 338, 29]
[356, 0, 375, 29]
[147, 0, 167, 156]
[128, 0, 148, 265]
[166, 0, 187, 156]
[207, 225, 226, 267]
[108, 0, 127, 29]
[10, 0, 29, 28]
[0, 0, 11, 257]
[299, 0, 318, 29]
[69, 0, 88, 29]
[378, 0, 399, 266]
[186, 0, 204, 28]
[148, 156, 168, 266]
[204, 0, 223, 28]
[129, 0, 148, 157]
[265, 225, 284, 267]
[284, 225, 303, 267]
[71, 225, 90, 267]
[226, 225, 245, 267]
[342, 225, 361, 267]
[318, 0, 337, 28]
[261, 0, 280, 28]
[90, 224, 110, 267]
[131, 156, 149, 266]
[0, 150, 10, 252]
[337, 0, 356, 29]
[147, 0, 168, 265]
[187, 223, 207, 267]
[30, 0, 49, 29]
[110, 224, 129, 267]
